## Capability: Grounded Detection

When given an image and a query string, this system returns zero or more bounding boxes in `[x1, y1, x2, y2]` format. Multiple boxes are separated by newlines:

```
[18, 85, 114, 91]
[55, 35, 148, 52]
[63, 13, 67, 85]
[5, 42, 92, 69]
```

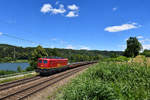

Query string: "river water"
[0, 63, 29, 71]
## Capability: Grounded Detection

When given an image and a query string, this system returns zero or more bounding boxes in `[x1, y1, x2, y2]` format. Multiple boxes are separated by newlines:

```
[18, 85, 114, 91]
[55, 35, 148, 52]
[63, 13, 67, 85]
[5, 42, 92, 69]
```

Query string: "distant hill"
[0, 44, 123, 60]
[0, 44, 18, 48]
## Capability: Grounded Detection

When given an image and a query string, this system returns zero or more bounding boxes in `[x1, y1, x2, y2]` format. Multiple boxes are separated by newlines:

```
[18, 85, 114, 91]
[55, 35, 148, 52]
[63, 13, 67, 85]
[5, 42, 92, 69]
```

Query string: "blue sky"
[0, 0, 150, 51]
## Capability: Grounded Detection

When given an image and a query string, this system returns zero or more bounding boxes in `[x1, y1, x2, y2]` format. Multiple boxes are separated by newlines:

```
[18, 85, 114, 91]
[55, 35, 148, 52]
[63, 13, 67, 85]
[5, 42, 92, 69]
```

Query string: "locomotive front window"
[38, 60, 42, 63]
[43, 60, 47, 64]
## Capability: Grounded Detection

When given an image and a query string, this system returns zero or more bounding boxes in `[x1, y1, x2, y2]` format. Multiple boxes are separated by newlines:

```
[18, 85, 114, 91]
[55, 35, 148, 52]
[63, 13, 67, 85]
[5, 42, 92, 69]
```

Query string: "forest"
[0, 44, 123, 63]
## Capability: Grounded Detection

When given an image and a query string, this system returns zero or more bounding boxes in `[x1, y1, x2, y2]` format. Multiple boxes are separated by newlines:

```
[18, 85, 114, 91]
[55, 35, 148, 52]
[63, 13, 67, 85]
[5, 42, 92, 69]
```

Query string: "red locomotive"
[36, 57, 68, 75]
[36, 57, 96, 75]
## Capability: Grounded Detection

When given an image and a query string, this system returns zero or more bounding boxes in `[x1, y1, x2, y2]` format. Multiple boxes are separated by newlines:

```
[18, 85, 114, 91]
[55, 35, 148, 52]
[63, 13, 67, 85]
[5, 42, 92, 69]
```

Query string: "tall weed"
[57, 62, 150, 100]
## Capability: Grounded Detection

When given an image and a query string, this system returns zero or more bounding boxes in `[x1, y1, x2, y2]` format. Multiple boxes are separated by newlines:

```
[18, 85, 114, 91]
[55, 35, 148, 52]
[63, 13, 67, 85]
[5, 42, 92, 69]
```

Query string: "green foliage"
[0, 57, 13, 62]
[102, 56, 129, 62]
[0, 72, 37, 84]
[57, 62, 150, 100]
[17, 66, 22, 72]
[116, 56, 129, 62]
[124, 37, 142, 57]
[9, 60, 28, 63]
[0, 44, 123, 63]
[68, 54, 102, 62]
[29, 45, 48, 70]
[141, 49, 150, 57]
[110, 52, 120, 58]
[25, 66, 34, 71]
[0, 70, 16, 75]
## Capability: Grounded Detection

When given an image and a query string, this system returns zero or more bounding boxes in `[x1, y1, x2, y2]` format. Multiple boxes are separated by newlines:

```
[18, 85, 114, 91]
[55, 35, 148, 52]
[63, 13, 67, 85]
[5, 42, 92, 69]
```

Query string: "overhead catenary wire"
[1, 33, 51, 47]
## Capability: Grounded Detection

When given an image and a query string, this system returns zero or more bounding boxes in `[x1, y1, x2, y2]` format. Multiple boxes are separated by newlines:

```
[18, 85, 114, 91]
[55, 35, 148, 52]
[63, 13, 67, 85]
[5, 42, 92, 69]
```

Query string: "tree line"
[0, 44, 123, 63]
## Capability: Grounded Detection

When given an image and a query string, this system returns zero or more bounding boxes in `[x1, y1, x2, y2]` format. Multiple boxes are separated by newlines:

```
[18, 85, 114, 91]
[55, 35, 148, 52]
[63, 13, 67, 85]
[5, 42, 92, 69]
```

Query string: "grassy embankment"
[56, 56, 150, 100]
[0, 72, 37, 84]
[9, 59, 28, 63]
[0, 70, 17, 75]
[0, 59, 28, 63]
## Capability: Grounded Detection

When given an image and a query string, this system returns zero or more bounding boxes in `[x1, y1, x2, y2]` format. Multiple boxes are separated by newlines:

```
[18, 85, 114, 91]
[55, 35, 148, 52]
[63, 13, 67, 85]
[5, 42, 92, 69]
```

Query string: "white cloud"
[143, 44, 150, 50]
[137, 36, 144, 39]
[104, 23, 140, 32]
[66, 45, 74, 49]
[66, 4, 79, 17]
[0, 32, 2, 35]
[66, 11, 78, 17]
[139, 39, 150, 44]
[80, 46, 90, 50]
[41, 3, 79, 17]
[68, 4, 79, 10]
[41, 4, 66, 14]
[51, 38, 57, 41]
[55, 1, 59, 5]
[112, 7, 117, 11]
[41, 4, 52, 13]
[52, 4, 66, 14]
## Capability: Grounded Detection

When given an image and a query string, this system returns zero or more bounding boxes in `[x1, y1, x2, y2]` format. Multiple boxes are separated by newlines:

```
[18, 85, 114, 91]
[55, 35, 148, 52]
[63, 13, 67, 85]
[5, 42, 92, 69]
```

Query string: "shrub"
[56, 62, 150, 100]
[116, 56, 129, 62]
[25, 66, 34, 71]
[102, 56, 129, 62]
[0, 70, 16, 75]
[17, 66, 22, 72]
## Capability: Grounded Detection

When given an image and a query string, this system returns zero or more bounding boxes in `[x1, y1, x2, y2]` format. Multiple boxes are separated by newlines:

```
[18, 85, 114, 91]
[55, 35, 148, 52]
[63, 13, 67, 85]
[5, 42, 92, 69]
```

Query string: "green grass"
[9, 60, 28, 63]
[0, 72, 37, 84]
[56, 62, 150, 100]
[0, 59, 28, 63]
[0, 70, 17, 75]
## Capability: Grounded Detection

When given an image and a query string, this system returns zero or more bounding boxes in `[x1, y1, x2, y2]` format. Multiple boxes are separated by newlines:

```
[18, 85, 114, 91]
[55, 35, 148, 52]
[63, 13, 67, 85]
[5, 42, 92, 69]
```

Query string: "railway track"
[0, 62, 95, 100]
[0, 76, 41, 91]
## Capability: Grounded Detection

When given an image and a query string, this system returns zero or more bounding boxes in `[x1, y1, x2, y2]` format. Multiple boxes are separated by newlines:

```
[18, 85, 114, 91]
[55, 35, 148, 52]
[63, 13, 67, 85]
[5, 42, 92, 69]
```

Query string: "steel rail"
[0, 76, 41, 91]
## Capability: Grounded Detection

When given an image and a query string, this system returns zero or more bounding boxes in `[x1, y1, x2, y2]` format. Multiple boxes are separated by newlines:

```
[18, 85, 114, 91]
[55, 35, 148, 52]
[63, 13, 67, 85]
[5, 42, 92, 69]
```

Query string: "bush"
[25, 66, 34, 71]
[102, 56, 129, 62]
[1, 57, 13, 62]
[56, 62, 150, 100]
[141, 49, 150, 57]
[17, 66, 22, 72]
[116, 56, 129, 62]
[0, 70, 16, 75]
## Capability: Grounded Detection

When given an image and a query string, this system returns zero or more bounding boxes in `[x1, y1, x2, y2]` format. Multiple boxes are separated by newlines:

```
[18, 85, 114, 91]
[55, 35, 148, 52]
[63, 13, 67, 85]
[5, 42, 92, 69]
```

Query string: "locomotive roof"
[38, 58, 68, 60]
[40, 56, 66, 59]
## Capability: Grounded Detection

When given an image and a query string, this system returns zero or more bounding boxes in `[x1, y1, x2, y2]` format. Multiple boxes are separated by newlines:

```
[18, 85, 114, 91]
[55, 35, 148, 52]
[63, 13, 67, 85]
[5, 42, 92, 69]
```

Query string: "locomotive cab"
[38, 59, 49, 69]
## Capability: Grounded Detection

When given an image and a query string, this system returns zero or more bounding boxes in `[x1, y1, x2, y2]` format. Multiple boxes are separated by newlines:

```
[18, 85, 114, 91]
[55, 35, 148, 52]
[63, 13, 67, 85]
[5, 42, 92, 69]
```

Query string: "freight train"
[35, 57, 95, 75]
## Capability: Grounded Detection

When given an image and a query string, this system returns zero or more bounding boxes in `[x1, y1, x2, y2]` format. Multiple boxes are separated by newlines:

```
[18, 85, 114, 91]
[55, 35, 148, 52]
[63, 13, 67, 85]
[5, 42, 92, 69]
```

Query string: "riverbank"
[0, 60, 29, 63]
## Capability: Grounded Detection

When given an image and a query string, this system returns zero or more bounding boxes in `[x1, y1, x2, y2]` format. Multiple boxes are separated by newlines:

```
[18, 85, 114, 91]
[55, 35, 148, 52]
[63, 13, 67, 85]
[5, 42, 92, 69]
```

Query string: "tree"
[124, 37, 142, 57]
[141, 49, 150, 57]
[29, 45, 48, 70]
[17, 66, 22, 72]
[52, 48, 61, 57]
[110, 53, 118, 58]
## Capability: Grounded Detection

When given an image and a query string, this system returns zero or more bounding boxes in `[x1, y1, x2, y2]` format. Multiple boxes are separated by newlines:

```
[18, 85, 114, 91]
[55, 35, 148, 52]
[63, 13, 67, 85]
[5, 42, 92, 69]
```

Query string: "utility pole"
[13, 48, 16, 60]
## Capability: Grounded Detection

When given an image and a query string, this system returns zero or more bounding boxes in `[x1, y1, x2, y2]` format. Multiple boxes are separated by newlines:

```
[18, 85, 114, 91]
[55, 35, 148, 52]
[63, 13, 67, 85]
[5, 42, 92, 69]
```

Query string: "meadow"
[56, 57, 150, 100]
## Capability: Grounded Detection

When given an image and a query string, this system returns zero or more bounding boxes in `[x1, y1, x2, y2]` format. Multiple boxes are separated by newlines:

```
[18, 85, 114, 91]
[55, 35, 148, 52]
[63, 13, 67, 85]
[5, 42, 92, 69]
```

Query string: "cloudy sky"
[0, 0, 150, 51]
